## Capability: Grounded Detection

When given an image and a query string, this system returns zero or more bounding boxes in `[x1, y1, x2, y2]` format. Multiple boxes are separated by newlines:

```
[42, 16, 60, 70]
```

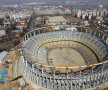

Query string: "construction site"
[0, 25, 108, 90]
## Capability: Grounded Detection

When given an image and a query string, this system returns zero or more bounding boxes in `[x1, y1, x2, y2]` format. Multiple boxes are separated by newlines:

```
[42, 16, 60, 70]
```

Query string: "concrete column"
[25, 60, 28, 67]
[79, 68, 82, 77]
[32, 64, 34, 72]
[50, 76, 51, 88]
[81, 28, 83, 32]
[34, 76, 37, 83]
[36, 68, 38, 84]
[44, 29, 45, 33]
[39, 30, 40, 34]
[24, 67, 27, 75]
[98, 33, 100, 38]
[41, 67, 44, 75]
[53, 67, 56, 89]
[23, 39, 25, 42]
[33, 31, 36, 36]
[66, 68, 69, 79]
[25, 36, 27, 41]
[70, 77, 72, 89]
[91, 66, 94, 74]
[94, 32, 96, 37]
[26, 35, 29, 40]
[31, 74, 33, 82]
[102, 36, 105, 40]
[39, 74, 42, 86]
[86, 29, 87, 34]
[90, 31, 92, 35]
[106, 37, 108, 45]
[29, 33, 32, 38]
[28, 70, 30, 79]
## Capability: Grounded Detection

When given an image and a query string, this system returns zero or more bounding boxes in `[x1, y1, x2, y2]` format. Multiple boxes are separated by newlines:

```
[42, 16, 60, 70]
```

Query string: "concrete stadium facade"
[19, 25, 108, 90]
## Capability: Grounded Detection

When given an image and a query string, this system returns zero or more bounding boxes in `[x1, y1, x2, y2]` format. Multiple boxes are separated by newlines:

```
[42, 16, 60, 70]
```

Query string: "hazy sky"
[0, 0, 54, 3]
[0, 0, 106, 4]
[0, 0, 87, 4]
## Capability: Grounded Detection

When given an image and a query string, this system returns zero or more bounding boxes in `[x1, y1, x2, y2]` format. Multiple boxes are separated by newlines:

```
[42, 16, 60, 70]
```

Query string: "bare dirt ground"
[47, 48, 86, 72]
[0, 41, 14, 52]
[64, 16, 82, 23]
[0, 48, 108, 90]
[0, 50, 20, 90]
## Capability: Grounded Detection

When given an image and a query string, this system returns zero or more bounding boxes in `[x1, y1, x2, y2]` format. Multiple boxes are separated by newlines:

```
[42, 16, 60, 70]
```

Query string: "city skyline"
[0, 0, 108, 4]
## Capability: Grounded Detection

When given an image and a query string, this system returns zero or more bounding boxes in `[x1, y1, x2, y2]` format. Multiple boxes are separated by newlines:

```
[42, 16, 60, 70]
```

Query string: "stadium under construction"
[3, 25, 108, 90]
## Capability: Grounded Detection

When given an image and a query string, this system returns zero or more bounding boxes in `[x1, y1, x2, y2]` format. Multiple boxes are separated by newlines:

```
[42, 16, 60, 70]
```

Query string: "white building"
[0, 29, 6, 37]
[47, 16, 68, 25]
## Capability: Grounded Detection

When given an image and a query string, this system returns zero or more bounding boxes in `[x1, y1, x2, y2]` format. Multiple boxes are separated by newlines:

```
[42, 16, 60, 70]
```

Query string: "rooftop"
[48, 16, 68, 23]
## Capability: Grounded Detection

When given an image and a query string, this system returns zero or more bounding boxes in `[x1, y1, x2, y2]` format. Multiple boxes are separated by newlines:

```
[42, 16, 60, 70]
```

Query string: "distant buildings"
[0, 9, 32, 19]
[44, 16, 68, 25]
[72, 9, 108, 20]
[34, 7, 71, 16]
[0, 4, 18, 8]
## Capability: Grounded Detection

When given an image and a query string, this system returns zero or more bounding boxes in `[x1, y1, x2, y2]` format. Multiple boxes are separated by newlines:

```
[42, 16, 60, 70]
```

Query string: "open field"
[0, 41, 14, 52]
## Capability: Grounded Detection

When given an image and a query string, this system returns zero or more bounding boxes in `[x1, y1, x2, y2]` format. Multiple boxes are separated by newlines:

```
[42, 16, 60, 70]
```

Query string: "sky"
[0, 0, 87, 4]
[0, 0, 107, 4]
[0, 0, 53, 4]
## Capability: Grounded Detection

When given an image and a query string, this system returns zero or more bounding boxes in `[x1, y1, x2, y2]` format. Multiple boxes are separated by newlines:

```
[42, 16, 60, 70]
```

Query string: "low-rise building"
[0, 28, 6, 37]
[47, 16, 68, 25]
